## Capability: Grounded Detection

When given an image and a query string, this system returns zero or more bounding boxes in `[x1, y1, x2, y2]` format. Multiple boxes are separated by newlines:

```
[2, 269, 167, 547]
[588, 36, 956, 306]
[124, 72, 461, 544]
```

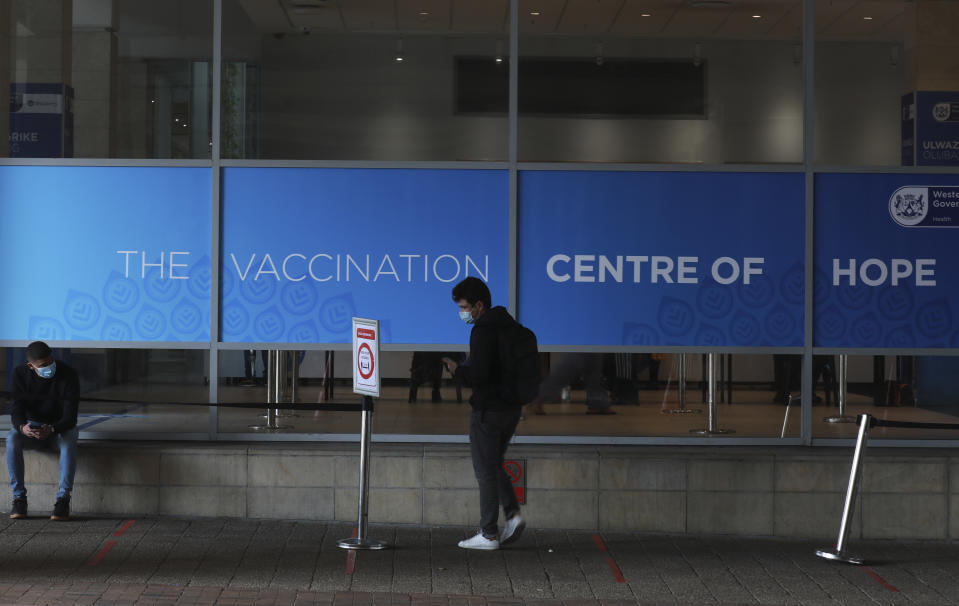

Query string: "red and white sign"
[352, 317, 380, 397]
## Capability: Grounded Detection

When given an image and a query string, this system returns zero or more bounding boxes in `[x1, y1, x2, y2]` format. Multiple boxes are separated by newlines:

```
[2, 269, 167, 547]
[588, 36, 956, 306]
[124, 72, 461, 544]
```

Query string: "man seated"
[7, 341, 80, 520]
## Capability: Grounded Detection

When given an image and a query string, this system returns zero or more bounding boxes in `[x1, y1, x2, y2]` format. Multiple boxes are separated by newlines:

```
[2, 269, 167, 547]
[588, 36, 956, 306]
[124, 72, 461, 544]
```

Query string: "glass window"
[814, 0, 908, 166]
[221, 0, 509, 161]
[515, 352, 799, 439]
[517, 0, 803, 164]
[1, 347, 209, 436]
[3, 0, 213, 159]
[214, 349, 798, 439]
[814, 354, 959, 440]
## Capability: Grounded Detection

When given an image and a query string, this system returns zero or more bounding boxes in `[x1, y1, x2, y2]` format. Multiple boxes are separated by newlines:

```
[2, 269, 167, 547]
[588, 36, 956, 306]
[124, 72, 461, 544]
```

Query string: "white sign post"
[352, 317, 380, 397]
[339, 317, 388, 550]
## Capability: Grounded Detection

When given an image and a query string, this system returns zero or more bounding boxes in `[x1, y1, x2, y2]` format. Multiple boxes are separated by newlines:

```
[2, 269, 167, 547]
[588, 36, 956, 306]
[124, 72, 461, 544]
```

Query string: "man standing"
[7, 341, 79, 520]
[443, 277, 525, 550]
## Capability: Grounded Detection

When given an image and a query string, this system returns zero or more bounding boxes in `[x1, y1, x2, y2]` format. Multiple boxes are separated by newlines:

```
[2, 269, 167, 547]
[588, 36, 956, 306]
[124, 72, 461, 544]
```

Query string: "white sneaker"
[458, 532, 500, 550]
[500, 514, 526, 545]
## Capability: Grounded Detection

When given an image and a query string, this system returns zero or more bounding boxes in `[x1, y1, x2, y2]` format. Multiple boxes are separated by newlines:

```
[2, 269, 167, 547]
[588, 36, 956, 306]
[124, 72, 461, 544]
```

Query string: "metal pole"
[276, 349, 299, 417]
[781, 393, 794, 438]
[825, 354, 855, 424]
[665, 353, 701, 414]
[250, 350, 291, 430]
[816, 413, 871, 565]
[690, 353, 732, 434]
[339, 396, 388, 550]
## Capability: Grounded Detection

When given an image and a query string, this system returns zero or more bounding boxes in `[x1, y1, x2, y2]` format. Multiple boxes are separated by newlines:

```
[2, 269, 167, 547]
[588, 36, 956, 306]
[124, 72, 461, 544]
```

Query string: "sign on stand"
[352, 317, 380, 397]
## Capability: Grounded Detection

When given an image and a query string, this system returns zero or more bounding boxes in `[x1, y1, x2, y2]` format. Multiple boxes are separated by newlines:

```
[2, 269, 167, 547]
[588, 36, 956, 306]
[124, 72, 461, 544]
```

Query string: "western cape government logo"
[932, 101, 959, 123]
[889, 186, 959, 228]
[889, 187, 927, 226]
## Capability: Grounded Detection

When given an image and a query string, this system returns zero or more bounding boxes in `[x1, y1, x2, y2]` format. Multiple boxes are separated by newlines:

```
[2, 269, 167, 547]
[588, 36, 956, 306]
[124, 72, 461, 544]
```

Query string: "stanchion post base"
[689, 428, 735, 435]
[823, 416, 858, 424]
[664, 408, 703, 414]
[815, 549, 863, 565]
[338, 538, 389, 550]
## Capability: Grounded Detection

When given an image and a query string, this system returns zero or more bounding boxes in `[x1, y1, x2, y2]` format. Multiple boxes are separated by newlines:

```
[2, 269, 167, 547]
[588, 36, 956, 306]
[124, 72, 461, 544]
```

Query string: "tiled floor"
[0, 516, 956, 605]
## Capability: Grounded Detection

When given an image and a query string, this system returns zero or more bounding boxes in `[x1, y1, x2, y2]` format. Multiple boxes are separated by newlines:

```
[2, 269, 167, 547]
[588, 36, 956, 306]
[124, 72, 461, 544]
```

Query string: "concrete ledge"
[2, 441, 957, 539]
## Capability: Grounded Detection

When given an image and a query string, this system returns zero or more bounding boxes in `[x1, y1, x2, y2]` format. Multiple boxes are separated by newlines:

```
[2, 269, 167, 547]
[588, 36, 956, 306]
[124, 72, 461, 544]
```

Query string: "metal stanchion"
[250, 350, 292, 431]
[816, 413, 872, 565]
[665, 353, 701, 414]
[338, 395, 389, 550]
[825, 354, 856, 424]
[781, 393, 796, 438]
[690, 353, 733, 435]
[275, 350, 300, 418]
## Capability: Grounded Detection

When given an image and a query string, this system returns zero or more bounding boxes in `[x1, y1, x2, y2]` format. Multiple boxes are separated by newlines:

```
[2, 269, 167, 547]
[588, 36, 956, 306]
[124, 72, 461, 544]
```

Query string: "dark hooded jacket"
[454, 305, 522, 411]
[11, 361, 80, 434]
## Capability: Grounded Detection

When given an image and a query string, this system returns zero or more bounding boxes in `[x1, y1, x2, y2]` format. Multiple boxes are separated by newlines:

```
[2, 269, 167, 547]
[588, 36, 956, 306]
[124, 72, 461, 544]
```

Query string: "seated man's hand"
[21, 424, 41, 439]
[36, 425, 53, 439]
[441, 357, 458, 375]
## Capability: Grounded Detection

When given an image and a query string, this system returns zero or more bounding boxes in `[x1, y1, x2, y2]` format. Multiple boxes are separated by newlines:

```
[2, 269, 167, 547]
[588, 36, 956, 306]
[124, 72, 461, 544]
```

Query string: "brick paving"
[0, 516, 956, 605]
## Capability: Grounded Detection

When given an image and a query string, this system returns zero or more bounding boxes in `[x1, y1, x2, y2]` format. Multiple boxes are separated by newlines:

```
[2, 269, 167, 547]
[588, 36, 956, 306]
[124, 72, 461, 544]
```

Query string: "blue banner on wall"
[220, 168, 508, 344]
[518, 171, 805, 347]
[0, 167, 212, 341]
[815, 173, 959, 348]
[916, 91, 959, 166]
[9, 83, 74, 158]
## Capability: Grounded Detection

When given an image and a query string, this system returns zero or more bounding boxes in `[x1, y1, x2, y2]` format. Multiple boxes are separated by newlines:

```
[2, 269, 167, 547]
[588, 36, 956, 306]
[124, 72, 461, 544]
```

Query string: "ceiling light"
[395, 38, 404, 62]
[752, 15, 761, 19]
[530, 11, 541, 16]
[641, 13, 651, 17]
[419, 10, 429, 16]
[495, 39, 504, 64]
[691, 0, 730, 8]
[863, 16, 873, 20]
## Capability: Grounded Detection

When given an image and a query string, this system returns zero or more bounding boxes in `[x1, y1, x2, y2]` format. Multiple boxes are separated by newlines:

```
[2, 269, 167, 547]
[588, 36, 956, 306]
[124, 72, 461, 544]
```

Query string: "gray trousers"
[469, 409, 521, 538]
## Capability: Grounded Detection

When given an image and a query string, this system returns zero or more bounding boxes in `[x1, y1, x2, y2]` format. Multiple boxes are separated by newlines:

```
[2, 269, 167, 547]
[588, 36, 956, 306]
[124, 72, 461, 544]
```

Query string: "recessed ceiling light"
[641, 13, 651, 17]
[530, 11, 541, 16]
[863, 16, 873, 20]
[752, 15, 761, 19]
[418, 10, 429, 16]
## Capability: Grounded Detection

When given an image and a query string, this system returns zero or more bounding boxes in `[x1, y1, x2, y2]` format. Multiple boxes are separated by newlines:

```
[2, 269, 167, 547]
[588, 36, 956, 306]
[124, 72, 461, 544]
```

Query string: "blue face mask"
[35, 361, 56, 379]
[459, 310, 475, 325]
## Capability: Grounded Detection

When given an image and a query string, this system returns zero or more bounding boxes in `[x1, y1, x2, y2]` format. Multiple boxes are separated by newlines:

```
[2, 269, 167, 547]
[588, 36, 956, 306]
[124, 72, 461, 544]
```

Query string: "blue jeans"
[6, 426, 78, 500]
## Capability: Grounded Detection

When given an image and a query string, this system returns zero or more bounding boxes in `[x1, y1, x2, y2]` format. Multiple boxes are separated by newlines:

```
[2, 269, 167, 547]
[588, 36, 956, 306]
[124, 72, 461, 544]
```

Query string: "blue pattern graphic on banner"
[814, 173, 959, 348]
[518, 171, 805, 346]
[221, 168, 508, 344]
[0, 166, 211, 341]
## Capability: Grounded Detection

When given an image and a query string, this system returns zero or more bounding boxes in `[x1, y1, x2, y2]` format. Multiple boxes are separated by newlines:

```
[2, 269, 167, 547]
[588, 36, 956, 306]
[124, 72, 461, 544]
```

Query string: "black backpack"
[498, 320, 541, 405]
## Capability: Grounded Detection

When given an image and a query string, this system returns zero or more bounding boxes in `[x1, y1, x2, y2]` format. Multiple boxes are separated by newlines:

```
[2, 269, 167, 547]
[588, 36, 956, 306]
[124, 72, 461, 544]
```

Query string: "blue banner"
[220, 168, 508, 344]
[916, 91, 959, 166]
[815, 173, 959, 348]
[0, 167, 212, 341]
[9, 83, 74, 158]
[518, 171, 805, 347]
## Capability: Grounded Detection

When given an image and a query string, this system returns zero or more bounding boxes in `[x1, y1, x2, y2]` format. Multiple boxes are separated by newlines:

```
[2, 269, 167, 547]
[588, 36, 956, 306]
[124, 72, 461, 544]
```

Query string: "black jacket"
[11, 361, 80, 434]
[454, 306, 521, 411]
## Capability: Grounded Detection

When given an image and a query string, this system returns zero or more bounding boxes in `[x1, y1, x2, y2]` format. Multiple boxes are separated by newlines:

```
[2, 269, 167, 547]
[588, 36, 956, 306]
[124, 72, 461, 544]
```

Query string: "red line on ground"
[113, 519, 136, 537]
[592, 534, 608, 552]
[863, 567, 899, 592]
[88, 540, 116, 566]
[605, 556, 626, 583]
[344, 527, 359, 575]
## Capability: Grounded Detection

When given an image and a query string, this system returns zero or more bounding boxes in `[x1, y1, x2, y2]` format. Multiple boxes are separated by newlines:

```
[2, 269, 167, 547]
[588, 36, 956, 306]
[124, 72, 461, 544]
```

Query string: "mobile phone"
[27, 421, 44, 430]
